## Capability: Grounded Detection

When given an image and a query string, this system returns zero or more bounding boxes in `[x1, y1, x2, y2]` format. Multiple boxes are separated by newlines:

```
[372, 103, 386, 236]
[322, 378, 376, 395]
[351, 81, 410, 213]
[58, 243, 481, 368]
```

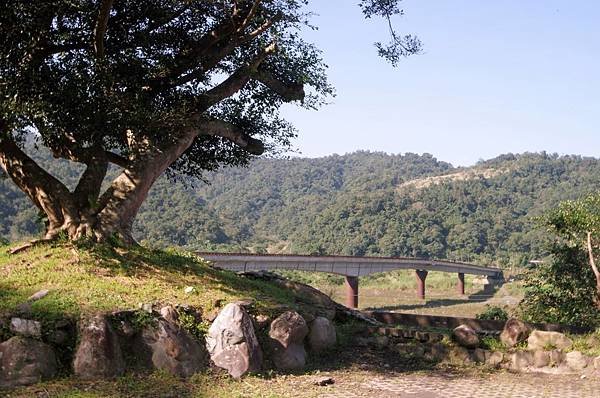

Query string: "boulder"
[268, 311, 308, 371]
[28, 289, 50, 302]
[485, 351, 504, 368]
[371, 335, 390, 349]
[159, 305, 179, 324]
[47, 329, 70, 346]
[73, 314, 125, 380]
[139, 319, 207, 378]
[510, 351, 533, 372]
[452, 325, 479, 349]
[527, 331, 572, 351]
[593, 356, 600, 370]
[470, 348, 488, 364]
[269, 311, 309, 349]
[0, 336, 57, 388]
[9, 318, 42, 338]
[448, 346, 472, 364]
[500, 318, 531, 348]
[426, 343, 448, 361]
[548, 350, 565, 367]
[565, 351, 589, 371]
[308, 317, 336, 353]
[532, 350, 550, 368]
[205, 303, 262, 378]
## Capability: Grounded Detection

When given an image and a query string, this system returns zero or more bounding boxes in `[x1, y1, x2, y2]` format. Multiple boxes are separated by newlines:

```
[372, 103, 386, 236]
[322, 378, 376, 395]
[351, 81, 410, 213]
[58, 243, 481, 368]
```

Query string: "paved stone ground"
[316, 372, 600, 398]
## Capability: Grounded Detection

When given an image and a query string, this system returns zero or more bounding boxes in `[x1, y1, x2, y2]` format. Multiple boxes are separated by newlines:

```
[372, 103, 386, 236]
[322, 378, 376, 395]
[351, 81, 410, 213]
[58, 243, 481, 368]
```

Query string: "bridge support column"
[415, 270, 428, 300]
[457, 272, 465, 295]
[345, 276, 359, 309]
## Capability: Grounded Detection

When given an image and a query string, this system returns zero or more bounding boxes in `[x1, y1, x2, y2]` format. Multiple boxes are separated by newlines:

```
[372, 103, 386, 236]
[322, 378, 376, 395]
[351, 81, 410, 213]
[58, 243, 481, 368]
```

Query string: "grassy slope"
[0, 242, 295, 322]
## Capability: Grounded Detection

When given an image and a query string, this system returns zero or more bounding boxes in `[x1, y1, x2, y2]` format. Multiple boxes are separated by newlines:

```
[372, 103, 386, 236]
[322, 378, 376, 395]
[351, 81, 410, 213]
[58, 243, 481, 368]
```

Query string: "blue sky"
[281, 0, 600, 166]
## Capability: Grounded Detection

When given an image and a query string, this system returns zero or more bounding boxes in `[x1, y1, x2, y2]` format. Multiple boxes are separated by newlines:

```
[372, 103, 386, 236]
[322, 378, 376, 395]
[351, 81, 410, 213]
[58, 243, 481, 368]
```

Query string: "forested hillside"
[2, 149, 599, 267]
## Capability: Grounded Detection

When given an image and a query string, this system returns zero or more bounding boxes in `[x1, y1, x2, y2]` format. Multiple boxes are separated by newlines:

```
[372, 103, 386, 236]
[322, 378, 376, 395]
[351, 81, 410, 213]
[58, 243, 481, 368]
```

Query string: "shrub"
[518, 192, 600, 329]
[476, 305, 509, 321]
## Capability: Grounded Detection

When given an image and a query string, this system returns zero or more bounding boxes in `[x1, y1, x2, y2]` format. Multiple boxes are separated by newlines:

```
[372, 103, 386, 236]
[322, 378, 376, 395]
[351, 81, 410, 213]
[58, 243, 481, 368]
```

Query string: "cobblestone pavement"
[316, 372, 600, 398]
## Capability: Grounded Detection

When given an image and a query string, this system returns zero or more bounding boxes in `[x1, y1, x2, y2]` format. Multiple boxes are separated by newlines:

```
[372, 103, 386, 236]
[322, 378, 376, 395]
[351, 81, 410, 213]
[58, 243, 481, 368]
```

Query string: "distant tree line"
[2, 150, 599, 268]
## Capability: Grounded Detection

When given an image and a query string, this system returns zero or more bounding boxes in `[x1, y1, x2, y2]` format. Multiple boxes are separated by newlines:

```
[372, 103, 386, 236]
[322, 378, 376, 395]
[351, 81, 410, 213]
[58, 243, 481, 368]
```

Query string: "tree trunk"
[0, 127, 199, 246]
[586, 232, 600, 307]
[0, 137, 81, 239]
[93, 130, 199, 243]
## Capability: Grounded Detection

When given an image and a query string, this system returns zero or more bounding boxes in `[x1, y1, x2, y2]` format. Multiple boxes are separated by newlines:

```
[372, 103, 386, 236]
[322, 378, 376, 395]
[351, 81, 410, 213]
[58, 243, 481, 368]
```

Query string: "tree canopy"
[0, 0, 419, 244]
[520, 192, 600, 328]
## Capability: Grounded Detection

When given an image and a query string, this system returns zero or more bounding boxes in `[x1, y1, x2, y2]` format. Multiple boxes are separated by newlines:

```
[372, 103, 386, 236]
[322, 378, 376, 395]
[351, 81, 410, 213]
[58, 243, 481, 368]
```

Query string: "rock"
[500, 318, 531, 348]
[527, 331, 573, 351]
[0, 337, 57, 388]
[452, 325, 480, 349]
[548, 350, 565, 367]
[314, 376, 334, 386]
[139, 319, 207, 378]
[593, 356, 600, 370]
[9, 318, 42, 338]
[269, 311, 309, 349]
[372, 335, 389, 349]
[510, 351, 533, 372]
[486, 351, 504, 368]
[565, 351, 589, 371]
[396, 343, 425, 358]
[354, 336, 371, 347]
[118, 319, 136, 338]
[15, 302, 32, 314]
[471, 348, 488, 364]
[205, 308, 220, 323]
[448, 346, 472, 364]
[308, 317, 336, 353]
[253, 314, 271, 330]
[205, 303, 262, 378]
[269, 311, 308, 371]
[159, 305, 179, 324]
[47, 329, 70, 346]
[28, 289, 50, 302]
[73, 314, 125, 380]
[139, 302, 154, 313]
[426, 343, 448, 361]
[532, 351, 550, 368]
[184, 286, 195, 294]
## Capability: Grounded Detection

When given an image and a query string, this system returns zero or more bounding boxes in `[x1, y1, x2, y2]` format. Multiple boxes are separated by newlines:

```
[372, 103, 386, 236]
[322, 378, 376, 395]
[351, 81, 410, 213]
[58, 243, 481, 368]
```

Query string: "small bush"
[480, 336, 506, 351]
[476, 305, 509, 321]
[177, 310, 210, 341]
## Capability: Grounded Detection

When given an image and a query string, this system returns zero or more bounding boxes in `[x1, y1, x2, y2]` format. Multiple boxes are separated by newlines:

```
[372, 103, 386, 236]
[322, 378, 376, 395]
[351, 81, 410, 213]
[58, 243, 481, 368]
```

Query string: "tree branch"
[93, 0, 114, 58]
[587, 231, 600, 282]
[236, 0, 263, 33]
[199, 43, 277, 108]
[73, 157, 108, 211]
[199, 119, 264, 155]
[147, 20, 236, 90]
[0, 135, 78, 235]
[255, 67, 305, 102]
[105, 151, 130, 168]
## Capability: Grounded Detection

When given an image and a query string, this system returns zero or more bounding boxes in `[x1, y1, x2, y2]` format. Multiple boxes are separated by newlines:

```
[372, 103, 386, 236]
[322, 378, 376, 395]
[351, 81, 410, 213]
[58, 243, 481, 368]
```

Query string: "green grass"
[0, 241, 295, 322]
[276, 269, 477, 290]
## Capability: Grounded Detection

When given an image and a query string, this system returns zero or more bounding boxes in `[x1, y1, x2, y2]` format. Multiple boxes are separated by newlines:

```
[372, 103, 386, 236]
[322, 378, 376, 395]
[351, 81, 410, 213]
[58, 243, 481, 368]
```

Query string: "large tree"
[0, 0, 419, 244]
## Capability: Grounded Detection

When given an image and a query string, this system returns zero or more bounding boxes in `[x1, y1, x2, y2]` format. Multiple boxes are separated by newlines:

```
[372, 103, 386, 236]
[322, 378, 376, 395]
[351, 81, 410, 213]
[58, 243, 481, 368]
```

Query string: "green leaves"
[519, 191, 600, 329]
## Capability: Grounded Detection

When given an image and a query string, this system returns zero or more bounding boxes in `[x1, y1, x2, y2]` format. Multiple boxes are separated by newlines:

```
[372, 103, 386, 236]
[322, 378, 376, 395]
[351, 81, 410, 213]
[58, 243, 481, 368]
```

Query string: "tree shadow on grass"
[363, 286, 497, 312]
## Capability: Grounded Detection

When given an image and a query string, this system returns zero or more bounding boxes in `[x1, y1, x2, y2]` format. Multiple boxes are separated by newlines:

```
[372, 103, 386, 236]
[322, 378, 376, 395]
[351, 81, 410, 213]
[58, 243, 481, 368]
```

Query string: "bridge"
[197, 253, 504, 308]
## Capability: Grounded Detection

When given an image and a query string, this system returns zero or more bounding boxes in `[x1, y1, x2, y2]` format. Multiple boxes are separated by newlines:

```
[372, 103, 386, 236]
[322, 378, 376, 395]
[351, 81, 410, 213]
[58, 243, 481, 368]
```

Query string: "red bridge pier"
[345, 276, 359, 308]
[457, 272, 465, 295]
[415, 270, 428, 299]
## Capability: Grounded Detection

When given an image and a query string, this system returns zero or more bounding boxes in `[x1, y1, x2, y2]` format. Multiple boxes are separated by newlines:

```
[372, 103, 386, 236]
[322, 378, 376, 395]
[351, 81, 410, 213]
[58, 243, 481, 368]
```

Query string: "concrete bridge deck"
[198, 252, 504, 308]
